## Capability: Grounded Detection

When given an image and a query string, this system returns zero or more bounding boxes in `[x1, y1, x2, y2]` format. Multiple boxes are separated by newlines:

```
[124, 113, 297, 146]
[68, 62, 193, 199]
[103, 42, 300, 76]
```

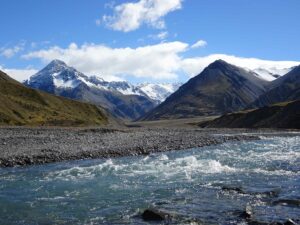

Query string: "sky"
[0, 0, 300, 83]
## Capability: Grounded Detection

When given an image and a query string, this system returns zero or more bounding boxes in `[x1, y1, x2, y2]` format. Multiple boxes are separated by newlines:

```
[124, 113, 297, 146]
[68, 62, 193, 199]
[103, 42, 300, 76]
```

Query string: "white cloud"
[22, 41, 189, 81]
[191, 40, 207, 49]
[149, 31, 168, 40]
[0, 44, 24, 58]
[20, 41, 300, 82]
[181, 54, 300, 80]
[101, 0, 183, 32]
[0, 66, 37, 82]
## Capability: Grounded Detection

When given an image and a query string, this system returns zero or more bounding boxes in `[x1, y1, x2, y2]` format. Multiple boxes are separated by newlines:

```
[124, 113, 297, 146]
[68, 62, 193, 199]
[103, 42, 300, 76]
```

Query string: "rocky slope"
[142, 60, 268, 120]
[0, 70, 109, 126]
[200, 100, 300, 129]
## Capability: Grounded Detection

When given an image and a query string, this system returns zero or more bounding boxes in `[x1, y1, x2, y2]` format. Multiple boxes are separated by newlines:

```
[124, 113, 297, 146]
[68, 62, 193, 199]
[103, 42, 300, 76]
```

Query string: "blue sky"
[1, 0, 300, 83]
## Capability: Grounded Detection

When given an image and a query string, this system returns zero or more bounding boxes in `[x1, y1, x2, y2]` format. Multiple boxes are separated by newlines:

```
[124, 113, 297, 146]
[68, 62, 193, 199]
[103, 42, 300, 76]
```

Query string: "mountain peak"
[207, 59, 233, 69]
[49, 59, 67, 66]
[41, 59, 69, 73]
[214, 59, 228, 64]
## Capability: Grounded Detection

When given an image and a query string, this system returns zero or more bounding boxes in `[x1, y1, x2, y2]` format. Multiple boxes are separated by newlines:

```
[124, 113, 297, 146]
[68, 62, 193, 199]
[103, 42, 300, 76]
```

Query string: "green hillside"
[0, 70, 109, 126]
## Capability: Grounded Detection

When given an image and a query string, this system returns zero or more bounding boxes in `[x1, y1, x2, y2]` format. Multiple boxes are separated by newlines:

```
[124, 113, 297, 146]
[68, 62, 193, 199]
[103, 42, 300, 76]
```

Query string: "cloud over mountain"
[22, 41, 188, 81]
[21, 40, 300, 82]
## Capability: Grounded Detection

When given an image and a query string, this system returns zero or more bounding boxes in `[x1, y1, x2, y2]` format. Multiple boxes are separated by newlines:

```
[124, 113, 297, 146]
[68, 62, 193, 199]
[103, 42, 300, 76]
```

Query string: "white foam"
[37, 196, 68, 201]
[44, 136, 300, 182]
[45, 159, 125, 181]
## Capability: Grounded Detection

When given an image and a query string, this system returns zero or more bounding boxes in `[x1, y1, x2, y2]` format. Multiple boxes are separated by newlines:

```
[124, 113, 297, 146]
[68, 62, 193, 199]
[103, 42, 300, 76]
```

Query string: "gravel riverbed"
[0, 127, 289, 167]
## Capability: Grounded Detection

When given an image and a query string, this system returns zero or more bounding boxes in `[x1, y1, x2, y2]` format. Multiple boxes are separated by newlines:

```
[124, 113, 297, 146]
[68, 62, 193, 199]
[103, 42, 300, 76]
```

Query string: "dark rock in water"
[239, 210, 252, 219]
[221, 185, 245, 194]
[272, 199, 300, 207]
[239, 206, 252, 219]
[248, 219, 299, 225]
[260, 188, 281, 197]
[142, 208, 171, 221]
[247, 188, 281, 197]
[284, 219, 298, 225]
[248, 221, 270, 225]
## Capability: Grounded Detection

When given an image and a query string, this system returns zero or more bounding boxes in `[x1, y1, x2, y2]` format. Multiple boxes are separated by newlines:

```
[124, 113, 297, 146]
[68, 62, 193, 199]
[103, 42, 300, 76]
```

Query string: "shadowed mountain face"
[200, 100, 300, 129]
[0, 70, 109, 126]
[249, 65, 300, 108]
[142, 60, 268, 120]
[24, 60, 156, 120]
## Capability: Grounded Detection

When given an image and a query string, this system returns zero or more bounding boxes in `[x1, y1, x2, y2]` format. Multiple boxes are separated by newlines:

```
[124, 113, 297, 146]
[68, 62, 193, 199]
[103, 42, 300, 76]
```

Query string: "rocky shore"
[0, 127, 283, 167]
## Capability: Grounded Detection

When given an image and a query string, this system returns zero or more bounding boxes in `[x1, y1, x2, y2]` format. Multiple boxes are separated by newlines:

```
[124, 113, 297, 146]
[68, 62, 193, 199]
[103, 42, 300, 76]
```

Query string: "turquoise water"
[0, 135, 299, 224]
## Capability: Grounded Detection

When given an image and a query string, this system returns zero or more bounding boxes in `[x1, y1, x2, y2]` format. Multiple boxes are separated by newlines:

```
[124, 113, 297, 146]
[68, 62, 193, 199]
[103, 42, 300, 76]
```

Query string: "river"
[0, 134, 299, 224]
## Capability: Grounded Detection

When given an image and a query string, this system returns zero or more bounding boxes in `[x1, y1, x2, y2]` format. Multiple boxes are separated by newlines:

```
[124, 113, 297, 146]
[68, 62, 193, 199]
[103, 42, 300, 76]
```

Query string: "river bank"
[0, 127, 267, 167]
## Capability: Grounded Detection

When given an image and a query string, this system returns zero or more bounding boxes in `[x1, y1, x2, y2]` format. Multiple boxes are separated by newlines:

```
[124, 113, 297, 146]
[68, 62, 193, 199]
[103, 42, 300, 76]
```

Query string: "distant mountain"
[250, 65, 300, 108]
[199, 100, 300, 129]
[142, 60, 268, 120]
[24, 60, 156, 120]
[252, 68, 281, 80]
[251, 67, 293, 81]
[0, 70, 109, 126]
[137, 83, 182, 103]
[24, 60, 145, 97]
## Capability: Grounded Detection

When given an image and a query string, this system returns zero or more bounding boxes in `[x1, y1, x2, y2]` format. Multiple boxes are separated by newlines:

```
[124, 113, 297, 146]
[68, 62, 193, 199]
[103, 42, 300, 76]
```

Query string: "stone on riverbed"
[142, 208, 172, 221]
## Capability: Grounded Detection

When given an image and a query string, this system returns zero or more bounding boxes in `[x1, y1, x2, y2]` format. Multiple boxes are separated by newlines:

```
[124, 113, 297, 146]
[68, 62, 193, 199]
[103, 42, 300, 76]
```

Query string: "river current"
[0, 134, 299, 224]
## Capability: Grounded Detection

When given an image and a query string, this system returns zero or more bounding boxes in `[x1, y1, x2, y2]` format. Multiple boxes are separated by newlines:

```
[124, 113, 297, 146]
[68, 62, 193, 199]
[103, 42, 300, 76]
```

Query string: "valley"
[1, 1, 300, 224]
[1, 58, 299, 129]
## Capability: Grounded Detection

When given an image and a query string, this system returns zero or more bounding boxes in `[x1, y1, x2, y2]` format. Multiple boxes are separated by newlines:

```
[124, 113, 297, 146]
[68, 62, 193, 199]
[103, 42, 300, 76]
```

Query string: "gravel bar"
[0, 127, 268, 167]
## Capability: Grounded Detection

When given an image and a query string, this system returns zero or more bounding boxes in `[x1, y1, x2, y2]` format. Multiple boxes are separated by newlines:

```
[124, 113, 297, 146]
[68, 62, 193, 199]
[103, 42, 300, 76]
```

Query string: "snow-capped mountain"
[137, 83, 182, 103]
[25, 59, 181, 104]
[25, 60, 89, 91]
[100, 80, 145, 96]
[183, 54, 298, 82]
[25, 60, 145, 97]
[250, 67, 293, 81]
[142, 60, 270, 121]
[24, 60, 157, 120]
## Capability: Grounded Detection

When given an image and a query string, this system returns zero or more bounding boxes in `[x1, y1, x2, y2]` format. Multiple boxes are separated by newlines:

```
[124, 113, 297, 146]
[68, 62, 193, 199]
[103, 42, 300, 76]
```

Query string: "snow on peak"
[25, 60, 181, 102]
[137, 83, 182, 102]
[249, 67, 292, 81]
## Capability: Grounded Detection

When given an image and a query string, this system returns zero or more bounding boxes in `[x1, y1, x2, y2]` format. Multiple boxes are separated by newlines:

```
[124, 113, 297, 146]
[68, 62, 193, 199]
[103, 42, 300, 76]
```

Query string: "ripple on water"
[0, 135, 299, 224]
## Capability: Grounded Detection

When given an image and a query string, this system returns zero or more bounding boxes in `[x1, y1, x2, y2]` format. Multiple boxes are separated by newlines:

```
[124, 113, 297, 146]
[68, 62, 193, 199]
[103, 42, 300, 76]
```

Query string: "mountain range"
[250, 65, 300, 108]
[20, 59, 300, 125]
[142, 60, 270, 120]
[24, 60, 180, 120]
[0, 70, 109, 126]
[143, 60, 299, 123]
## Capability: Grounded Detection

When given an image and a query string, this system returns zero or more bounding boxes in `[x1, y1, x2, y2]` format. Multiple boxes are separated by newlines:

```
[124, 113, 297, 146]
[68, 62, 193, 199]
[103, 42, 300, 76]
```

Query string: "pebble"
[0, 127, 266, 167]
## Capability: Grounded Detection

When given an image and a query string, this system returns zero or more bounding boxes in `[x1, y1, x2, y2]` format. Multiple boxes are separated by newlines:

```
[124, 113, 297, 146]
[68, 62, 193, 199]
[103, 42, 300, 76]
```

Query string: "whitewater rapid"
[0, 135, 299, 224]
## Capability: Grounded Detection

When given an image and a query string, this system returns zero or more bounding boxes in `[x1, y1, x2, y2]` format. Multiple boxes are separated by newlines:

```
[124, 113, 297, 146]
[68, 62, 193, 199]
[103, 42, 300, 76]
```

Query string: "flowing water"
[0, 134, 299, 224]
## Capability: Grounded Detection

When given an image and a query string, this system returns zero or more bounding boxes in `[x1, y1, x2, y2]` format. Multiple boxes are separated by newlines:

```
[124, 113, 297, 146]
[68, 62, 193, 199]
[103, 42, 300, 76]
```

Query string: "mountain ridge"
[142, 60, 269, 120]
[199, 100, 300, 129]
[0, 70, 109, 126]
[249, 65, 300, 108]
[24, 60, 158, 120]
